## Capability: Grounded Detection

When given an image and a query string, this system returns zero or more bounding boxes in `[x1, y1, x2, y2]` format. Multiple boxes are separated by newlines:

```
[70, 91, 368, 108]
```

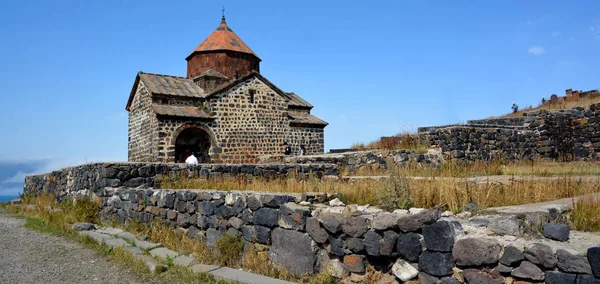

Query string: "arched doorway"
[174, 127, 211, 163]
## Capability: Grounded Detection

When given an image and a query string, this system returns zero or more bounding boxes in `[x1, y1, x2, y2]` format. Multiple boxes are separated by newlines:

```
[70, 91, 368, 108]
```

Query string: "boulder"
[306, 217, 329, 244]
[497, 263, 513, 274]
[511, 261, 544, 281]
[500, 245, 525, 266]
[418, 272, 440, 284]
[381, 231, 398, 256]
[557, 249, 592, 274]
[206, 228, 221, 248]
[396, 206, 441, 232]
[342, 254, 366, 273]
[438, 277, 461, 284]
[396, 232, 422, 262]
[576, 275, 600, 284]
[545, 271, 577, 284]
[328, 237, 344, 257]
[371, 212, 399, 230]
[488, 216, 523, 236]
[419, 251, 454, 277]
[269, 228, 318, 276]
[391, 259, 418, 281]
[588, 247, 600, 278]
[452, 238, 502, 267]
[317, 214, 342, 234]
[72, 222, 96, 231]
[344, 238, 364, 253]
[524, 243, 557, 269]
[423, 220, 455, 252]
[278, 202, 310, 231]
[463, 269, 504, 284]
[364, 230, 382, 256]
[253, 208, 279, 228]
[196, 201, 216, 215]
[342, 216, 369, 237]
[543, 223, 570, 241]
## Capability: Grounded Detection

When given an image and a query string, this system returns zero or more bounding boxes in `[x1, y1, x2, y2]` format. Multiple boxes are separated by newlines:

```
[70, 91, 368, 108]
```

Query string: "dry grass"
[571, 197, 600, 232]
[160, 168, 600, 213]
[502, 93, 600, 118]
[351, 133, 429, 153]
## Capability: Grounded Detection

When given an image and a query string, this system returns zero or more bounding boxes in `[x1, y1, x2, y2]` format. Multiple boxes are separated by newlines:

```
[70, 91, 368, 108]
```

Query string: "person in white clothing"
[185, 153, 198, 164]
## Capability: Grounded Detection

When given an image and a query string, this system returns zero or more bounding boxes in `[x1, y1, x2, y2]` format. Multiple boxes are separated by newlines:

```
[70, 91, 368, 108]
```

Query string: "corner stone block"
[278, 202, 310, 231]
[269, 228, 318, 276]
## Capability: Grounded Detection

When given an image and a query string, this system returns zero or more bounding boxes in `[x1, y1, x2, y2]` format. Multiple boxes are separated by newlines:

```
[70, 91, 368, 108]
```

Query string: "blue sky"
[1, 1, 599, 196]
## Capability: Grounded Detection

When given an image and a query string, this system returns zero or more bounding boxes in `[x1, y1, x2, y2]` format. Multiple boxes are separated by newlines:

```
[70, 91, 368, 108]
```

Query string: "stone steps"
[76, 225, 295, 283]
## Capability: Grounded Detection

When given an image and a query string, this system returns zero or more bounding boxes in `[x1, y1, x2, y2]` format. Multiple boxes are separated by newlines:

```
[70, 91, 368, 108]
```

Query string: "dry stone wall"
[419, 104, 600, 161]
[22, 168, 600, 283]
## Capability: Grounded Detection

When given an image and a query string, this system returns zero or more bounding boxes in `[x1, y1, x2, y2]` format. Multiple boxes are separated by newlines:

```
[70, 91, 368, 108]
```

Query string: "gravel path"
[0, 209, 151, 284]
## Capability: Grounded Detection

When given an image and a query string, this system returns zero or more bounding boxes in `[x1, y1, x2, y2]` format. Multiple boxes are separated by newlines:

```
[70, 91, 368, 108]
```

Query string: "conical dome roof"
[187, 17, 260, 60]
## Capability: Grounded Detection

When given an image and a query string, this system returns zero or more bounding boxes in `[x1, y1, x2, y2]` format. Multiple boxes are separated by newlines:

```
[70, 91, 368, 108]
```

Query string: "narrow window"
[249, 89, 256, 103]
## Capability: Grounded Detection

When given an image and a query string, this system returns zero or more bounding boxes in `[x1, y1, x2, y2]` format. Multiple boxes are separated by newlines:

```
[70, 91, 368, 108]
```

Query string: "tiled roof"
[288, 112, 328, 126]
[138, 72, 206, 98]
[151, 104, 213, 119]
[188, 17, 259, 59]
[285, 92, 313, 108]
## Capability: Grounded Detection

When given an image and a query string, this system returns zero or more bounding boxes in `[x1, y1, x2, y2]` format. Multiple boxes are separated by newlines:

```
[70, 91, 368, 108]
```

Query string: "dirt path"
[0, 209, 151, 284]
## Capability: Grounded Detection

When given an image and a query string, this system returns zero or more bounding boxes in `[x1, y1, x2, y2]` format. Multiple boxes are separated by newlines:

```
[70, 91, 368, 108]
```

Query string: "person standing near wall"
[299, 145, 306, 156]
[512, 102, 519, 113]
[283, 142, 291, 155]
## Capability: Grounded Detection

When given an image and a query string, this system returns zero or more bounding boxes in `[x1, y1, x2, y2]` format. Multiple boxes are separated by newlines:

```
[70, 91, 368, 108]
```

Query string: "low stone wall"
[23, 162, 340, 199]
[419, 103, 600, 161]
[23, 167, 600, 282]
[257, 150, 444, 174]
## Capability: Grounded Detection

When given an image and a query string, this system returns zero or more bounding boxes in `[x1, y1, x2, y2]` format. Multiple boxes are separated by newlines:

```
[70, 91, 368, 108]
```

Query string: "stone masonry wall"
[23, 166, 600, 282]
[128, 81, 160, 162]
[419, 103, 600, 161]
[289, 126, 325, 156]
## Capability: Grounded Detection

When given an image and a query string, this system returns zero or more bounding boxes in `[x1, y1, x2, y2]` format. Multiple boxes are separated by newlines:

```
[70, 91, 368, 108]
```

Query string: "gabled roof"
[151, 104, 214, 119]
[126, 72, 206, 111]
[285, 92, 313, 109]
[186, 17, 260, 60]
[205, 71, 289, 101]
[288, 112, 328, 127]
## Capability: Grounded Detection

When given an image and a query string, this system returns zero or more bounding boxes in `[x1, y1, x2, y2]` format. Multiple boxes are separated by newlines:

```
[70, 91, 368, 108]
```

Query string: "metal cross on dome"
[222, 6, 225, 18]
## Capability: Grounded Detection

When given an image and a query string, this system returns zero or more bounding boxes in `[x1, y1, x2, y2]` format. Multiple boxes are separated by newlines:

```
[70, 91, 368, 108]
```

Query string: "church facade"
[126, 17, 327, 163]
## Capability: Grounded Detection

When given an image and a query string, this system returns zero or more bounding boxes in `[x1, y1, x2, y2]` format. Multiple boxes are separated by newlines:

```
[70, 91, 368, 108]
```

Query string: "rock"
[306, 217, 329, 244]
[278, 202, 310, 231]
[227, 217, 243, 230]
[463, 269, 504, 284]
[190, 263, 220, 274]
[176, 213, 193, 228]
[322, 258, 345, 279]
[197, 201, 216, 215]
[545, 271, 577, 284]
[371, 212, 399, 230]
[391, 259, 418, 281]
[543, 223, 570, 241]
[381, 231, 398, 256]
[488, 216, 523, 236]
[173, 255, 198, 267]
[419, 251, 454, 277]
[72, 222, 96, 231]
[452, 238, 502, 267]
[342, 216, 369, 237]
[206, 228, 222, 248]
[497, 263, 513, 274]
[269, 228, 318, 276]
[409, 208, 425, 214]
[149, 247, 180, 260]
[253, 208, 279, 228]
[469, 218, 490, 228]
[524, 243, 557, 269]
[342, 254, 365, 273]
[463, 201, 480, 212]
[396, 206, 441, 232]
[418, 272, 440, 284]
[576, 274, 600, 284]
[500, 245, 525, 266]
[587, 247, 600, 278]
[364, 230, 382, 256]
[557, 249, 592, 274]
[422, 220, 455, 252]
[511, 261, 544, 281]
[246, 195, 262, 211]
[396, 232, 422, 262]
[393, 209, 409, 215]
[344, 238, 364, 253]
[240, 225, 271, 245]
[317, 214, 343, 234]
[329, 198, 345, 206]
[328, 237, 344, 257]
[377, 274, 399, 284]
[438, 277, 461, 284]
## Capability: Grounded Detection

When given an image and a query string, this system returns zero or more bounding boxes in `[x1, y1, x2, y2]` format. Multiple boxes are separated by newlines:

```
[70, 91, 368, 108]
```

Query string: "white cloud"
[591, 25, 600, 39]
[2, 171, 27, 184]
[528, 46, 545, 55]
[551, 31, 561, 37]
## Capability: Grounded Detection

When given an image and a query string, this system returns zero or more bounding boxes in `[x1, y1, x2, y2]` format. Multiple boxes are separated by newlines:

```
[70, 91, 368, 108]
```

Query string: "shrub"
[571, 197, 600, 232]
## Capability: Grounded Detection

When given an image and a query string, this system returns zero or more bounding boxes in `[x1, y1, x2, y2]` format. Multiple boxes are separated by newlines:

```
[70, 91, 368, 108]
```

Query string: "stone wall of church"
[289, 126, 325, 155]
[128, 82, 160, 162]
[155, 119, 218, 163]
[206, 77, 291, 163]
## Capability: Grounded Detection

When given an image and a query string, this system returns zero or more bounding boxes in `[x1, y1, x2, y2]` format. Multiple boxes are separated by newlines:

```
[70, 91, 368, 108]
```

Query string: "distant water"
[0, 195, 18, 203]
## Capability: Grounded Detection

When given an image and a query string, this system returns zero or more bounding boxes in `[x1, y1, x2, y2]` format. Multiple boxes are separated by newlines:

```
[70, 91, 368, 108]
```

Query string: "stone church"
[126, 16, 327, 163]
